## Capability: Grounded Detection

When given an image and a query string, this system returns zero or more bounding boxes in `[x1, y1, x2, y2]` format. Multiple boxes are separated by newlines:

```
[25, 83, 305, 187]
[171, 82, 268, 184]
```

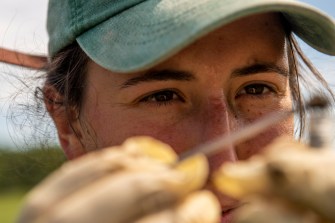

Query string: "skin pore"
[47, 12, 294, 219]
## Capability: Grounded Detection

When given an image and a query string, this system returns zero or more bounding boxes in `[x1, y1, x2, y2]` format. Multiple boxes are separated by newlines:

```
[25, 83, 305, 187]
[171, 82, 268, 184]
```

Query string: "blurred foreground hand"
[214, 137, 335, 223]
[19, 136, 335, 223]
[18, 137, 220, 223]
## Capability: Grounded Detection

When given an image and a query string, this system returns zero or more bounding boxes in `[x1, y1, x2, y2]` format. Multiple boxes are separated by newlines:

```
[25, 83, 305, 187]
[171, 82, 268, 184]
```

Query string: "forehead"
[220, 12, 285, 35]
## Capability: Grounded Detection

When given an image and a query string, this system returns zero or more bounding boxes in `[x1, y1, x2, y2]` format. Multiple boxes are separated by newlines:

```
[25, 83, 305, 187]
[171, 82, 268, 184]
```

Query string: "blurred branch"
[0, 47, 47, 70]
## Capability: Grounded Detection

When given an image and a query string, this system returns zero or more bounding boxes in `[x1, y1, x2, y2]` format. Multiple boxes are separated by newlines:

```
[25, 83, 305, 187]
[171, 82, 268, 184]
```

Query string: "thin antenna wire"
[179, 96, 329, 160]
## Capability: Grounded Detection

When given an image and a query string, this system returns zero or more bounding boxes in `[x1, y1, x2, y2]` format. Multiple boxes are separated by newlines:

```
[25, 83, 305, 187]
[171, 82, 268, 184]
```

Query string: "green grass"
[0, 189, 27, 223]
[0, 148, 65, 222]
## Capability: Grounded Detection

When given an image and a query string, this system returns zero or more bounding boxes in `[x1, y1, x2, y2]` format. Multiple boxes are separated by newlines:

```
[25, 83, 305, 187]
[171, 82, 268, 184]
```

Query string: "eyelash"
[236, 83, 276, 98]
[139, 89, 185, 106]
[137, 83, 275, 107]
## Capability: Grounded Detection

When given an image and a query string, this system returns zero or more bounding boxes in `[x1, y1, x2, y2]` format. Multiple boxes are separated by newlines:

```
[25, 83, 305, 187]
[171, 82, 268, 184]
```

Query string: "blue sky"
[0, 1, 335, 149]
[303, 1, 335, 16]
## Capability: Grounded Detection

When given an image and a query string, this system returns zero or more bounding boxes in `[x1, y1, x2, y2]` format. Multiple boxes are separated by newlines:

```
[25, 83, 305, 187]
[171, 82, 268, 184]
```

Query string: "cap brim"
[77, 0, 335, 73]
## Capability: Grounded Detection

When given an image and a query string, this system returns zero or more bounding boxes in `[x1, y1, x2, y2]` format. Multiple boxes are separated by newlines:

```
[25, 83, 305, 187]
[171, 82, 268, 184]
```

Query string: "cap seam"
[69, 0, 78, 38]
[70, 0, 85, 40]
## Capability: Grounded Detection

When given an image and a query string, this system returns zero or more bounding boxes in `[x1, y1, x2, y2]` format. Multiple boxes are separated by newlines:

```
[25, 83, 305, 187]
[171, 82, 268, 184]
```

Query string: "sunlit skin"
[49, 13, 294, 223]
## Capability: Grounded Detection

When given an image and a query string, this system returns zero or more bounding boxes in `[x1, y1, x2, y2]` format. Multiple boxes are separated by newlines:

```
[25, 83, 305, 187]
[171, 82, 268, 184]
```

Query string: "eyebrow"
[120, 69, 196, 89]
[231, 63, 289, 78]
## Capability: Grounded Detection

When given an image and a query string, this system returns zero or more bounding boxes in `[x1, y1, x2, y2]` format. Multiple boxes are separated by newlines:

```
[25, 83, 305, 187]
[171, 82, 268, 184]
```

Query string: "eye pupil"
[153, 91, 174, 101]
[245, 84, 264, 94]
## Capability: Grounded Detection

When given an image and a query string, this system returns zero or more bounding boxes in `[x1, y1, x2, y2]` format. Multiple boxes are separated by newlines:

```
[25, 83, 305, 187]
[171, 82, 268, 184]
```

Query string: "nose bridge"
[202, 95, 231, 138]
[200, 94, 238, 169]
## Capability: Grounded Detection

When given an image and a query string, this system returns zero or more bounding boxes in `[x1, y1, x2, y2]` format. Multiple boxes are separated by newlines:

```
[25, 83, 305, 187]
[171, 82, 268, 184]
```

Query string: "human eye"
[139, 89, 185, 106]
[236, 83, 275, 98]
[233, 80, 286, 119]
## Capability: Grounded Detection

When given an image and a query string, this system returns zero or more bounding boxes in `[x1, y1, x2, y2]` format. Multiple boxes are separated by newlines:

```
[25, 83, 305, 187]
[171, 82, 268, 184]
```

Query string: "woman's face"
[75, 13, 293, 162]
[60, 13, 294, 169]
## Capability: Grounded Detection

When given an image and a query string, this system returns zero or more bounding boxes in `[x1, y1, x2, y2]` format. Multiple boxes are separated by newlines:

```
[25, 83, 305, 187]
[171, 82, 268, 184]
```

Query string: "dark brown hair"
[45, 43, 89, 112]
[287, 35, 335, 138]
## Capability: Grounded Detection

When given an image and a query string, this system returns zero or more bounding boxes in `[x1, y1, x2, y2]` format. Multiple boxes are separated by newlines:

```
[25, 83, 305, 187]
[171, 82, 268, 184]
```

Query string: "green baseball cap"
[47, 0, 335, 73]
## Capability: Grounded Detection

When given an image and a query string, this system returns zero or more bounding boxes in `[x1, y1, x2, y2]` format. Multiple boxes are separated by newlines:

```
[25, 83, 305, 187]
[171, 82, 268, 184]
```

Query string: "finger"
[34, 170, 183, 223]
[175, 190, 220, 223]
[18, 148, 130, 223]
[135, 209, 176, 223]
[214, 137, 335, 221]
[233, 197, 320, 223]
[122, 136, 178, 165]
[135, 190, 221, 223]
[19, 137, 177, 223]
[32, 153, 210, 223]
[265, 147, 335, 221]
[29, 153, 209, 223]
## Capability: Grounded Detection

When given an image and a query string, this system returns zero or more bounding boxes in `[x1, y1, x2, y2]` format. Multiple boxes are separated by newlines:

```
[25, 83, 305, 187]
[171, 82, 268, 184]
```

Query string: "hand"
[18, 137, 220, 223]
[213, 137, 335, 223]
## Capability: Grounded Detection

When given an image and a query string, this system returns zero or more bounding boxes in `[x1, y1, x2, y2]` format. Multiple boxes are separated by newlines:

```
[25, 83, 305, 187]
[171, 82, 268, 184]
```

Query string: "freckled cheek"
[238, 104, 272, 120]
[235, 117, 294, 160]
[124, 120, 201, 155]
[235, 97, 289, 121]
[92, 120, 164, 148]
[91, 115, 200, 155]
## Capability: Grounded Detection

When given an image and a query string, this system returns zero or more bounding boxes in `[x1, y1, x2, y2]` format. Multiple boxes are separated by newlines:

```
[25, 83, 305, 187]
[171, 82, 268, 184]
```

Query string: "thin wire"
[179, 96, 328, 160]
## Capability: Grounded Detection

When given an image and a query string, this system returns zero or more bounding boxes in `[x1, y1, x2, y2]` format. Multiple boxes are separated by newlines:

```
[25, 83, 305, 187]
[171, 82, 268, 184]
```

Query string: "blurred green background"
[0, 148, 65, 222]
